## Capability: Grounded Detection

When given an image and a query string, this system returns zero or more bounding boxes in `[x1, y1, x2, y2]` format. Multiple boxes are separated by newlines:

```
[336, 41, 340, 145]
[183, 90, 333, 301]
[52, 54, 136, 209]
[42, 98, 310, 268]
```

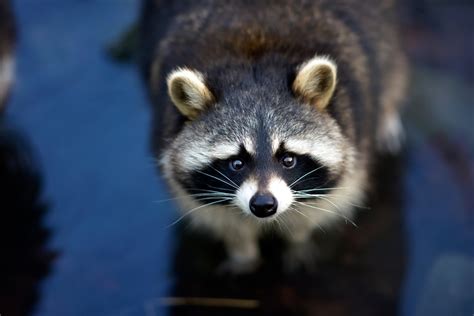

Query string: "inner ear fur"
[167, 68, 215, 120]
[292, 56, 337, 110]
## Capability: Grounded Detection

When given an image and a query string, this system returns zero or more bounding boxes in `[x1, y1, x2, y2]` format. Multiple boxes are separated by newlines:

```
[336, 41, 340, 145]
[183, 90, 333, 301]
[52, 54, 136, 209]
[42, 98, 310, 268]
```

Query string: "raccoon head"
[161, 55, 360, 224]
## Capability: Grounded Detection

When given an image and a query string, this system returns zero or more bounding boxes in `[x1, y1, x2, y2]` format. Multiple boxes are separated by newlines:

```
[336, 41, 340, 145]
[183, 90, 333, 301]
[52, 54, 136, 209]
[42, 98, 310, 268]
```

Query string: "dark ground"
[0, 0, 473, 315]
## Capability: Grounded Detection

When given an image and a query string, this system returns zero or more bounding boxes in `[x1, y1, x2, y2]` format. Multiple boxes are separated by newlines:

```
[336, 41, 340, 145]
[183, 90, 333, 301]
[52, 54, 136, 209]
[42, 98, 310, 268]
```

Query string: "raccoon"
[140, 0, 407, 272]
[0, 0, 15, 111]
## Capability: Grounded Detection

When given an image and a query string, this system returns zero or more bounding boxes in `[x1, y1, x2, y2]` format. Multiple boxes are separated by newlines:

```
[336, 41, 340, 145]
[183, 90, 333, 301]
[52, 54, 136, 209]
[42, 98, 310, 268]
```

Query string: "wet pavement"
[0, 0, 473, 315]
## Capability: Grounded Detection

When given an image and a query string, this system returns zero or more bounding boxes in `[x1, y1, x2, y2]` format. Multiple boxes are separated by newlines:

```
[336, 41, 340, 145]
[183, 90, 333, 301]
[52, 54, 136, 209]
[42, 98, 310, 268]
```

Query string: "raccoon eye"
[281, 153, 297, 169]
[229, 159, 245, 171]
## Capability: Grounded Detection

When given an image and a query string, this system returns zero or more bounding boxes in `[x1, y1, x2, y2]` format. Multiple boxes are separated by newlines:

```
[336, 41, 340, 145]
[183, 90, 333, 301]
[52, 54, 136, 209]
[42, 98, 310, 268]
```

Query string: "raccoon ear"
[292, 56, 337, 110]
[167, 68, 215, 119]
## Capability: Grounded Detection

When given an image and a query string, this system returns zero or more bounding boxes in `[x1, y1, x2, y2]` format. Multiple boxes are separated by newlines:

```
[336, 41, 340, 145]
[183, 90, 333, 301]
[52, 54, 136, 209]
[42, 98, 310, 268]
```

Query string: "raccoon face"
[162, 56, 355, 222]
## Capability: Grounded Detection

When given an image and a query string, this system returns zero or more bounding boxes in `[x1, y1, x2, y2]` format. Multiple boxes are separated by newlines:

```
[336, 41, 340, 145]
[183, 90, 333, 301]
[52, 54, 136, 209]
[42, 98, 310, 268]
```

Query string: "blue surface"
[4, 1, 473, 315]
[401, 141, 474, 315]
[7, 1, 174, 315]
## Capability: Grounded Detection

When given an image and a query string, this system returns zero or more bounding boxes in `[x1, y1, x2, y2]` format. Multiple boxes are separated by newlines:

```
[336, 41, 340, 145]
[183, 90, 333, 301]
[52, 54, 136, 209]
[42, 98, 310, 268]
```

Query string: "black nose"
[249, 193, 278, 218]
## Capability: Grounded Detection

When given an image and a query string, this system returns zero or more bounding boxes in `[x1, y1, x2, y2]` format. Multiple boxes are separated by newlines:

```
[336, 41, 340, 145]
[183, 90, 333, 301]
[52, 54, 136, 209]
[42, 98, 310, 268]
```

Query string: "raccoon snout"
[249, 193, 278, 218]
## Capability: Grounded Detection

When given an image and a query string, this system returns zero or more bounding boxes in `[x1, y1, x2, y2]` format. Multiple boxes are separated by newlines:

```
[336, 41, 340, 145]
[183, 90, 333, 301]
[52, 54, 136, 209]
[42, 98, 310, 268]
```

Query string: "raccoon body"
[140, 0, 407, 272]
[0, 0, 14, 111]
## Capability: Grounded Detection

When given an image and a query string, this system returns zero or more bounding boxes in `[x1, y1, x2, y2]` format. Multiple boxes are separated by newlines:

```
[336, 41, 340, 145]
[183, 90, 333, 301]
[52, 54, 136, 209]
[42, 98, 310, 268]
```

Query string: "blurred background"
[0, 0, 472, 315]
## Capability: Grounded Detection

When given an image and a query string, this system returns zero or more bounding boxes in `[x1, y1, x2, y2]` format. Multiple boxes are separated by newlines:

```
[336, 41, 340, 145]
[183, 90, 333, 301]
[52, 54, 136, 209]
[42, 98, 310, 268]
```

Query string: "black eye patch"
[179, 146, 252, 205]
[279, 154, 333, 196]
[274, 143, 334, 196]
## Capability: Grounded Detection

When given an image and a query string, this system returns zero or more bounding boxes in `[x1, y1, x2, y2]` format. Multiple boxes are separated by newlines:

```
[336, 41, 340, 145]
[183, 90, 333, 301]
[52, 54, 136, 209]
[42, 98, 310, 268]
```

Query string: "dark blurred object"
[164, 152, 406, 316]
[431, 134, 474, 217]
[0, 0, 15, 54]
[399, 0, 474, 82]
[0, 0, 15, 111]
[0, 125, 56, 316]
[0, 3, 55, 315]
[107, 24, 138, 64]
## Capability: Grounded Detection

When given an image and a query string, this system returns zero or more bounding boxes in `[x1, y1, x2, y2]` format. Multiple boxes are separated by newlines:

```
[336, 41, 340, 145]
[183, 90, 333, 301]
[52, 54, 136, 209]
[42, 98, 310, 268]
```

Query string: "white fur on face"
[0, 55, 14, 105]
[234, 177, 293, 217]
[178, 141, 241, 172]
[285, 138, 344, 168]
[235, 178, 258, 215]
[243, 137, 255, 155]
[271, 136, 280, 154]
[268, 176, 293, 213]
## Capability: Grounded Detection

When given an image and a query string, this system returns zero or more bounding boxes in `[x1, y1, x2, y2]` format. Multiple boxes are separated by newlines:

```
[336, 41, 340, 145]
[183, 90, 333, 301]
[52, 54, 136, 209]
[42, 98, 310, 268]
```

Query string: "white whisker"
[292, 191, 369, 210]
[209, 166, 239, 189]
[153, 191, 234, 204]
[297, 186, 349, 192]
[294, 201, 357, 227]
[206, 185, 235, 193]
[279, 212, 293, 238]
[289, 206, 326, 233]
[189, 189, 236, 197]
[293, 192, 342, 212]
[274, 216, 284, 233]
[166, 198, 233, 228]
[195, 196, 234, 202]
[323, 194, 370, 209]
[289, 165, 325, 188]
[196, 170, 239, 190]
[290, 207, 311, 221]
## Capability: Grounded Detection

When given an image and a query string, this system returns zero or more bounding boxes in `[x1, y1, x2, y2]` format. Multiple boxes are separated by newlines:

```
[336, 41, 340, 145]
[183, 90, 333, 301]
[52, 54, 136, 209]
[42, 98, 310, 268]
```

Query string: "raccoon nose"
[249, 193, 278, 218]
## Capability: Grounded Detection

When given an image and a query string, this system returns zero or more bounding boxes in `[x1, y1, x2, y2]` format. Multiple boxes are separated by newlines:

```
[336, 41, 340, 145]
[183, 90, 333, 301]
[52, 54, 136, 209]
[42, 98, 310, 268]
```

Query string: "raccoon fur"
[140, 0, 407, 273]
[0, 0, 14, 112]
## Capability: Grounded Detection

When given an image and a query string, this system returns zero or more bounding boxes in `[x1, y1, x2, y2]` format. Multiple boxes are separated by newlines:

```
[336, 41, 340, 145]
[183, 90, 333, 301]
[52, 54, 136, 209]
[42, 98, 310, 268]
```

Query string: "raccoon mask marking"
[162, 56, 351, 222]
